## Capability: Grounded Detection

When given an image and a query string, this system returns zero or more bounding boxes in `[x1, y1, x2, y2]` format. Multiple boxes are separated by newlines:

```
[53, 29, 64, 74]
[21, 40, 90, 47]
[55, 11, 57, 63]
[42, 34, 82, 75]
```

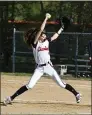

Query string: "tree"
[7, 1, 92, 31]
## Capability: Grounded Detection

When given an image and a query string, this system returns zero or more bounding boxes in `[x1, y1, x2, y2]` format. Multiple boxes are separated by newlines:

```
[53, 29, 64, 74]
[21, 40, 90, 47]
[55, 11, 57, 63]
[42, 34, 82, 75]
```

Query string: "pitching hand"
[46, 13, 51, 19]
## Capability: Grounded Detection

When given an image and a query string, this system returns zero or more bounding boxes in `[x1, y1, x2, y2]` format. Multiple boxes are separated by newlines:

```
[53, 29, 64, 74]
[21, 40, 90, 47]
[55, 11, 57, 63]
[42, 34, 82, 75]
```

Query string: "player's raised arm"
[50, 16, 71, 41]
[34, 13, 51, 44]
[50, 27, 64, 41]
[50, 18, 64, 41]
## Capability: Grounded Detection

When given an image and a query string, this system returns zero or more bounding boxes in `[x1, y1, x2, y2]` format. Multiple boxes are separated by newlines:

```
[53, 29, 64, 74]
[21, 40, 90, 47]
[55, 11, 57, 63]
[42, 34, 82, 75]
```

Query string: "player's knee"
[62, 84, 66, 88]
[26, 84, 34, 89]
[59, 81, 66, 88]
[62, 81, 66, 88]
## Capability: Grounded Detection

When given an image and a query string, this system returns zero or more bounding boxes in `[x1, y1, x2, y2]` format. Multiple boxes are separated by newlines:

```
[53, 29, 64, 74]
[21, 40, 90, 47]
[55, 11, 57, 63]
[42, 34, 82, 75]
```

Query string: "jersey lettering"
[38, 46, 48, 52]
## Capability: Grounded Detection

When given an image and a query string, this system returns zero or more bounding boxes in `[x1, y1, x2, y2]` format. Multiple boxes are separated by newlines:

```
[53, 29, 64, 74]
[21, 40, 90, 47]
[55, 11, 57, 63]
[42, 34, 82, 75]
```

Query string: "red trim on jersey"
[38, 47, 49, 51]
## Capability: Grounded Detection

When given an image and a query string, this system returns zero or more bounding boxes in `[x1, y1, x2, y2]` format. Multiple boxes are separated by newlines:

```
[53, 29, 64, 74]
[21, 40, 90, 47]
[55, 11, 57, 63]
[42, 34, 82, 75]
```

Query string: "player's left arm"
[50, 27, 64, 41]
[50, 16, 71, 42]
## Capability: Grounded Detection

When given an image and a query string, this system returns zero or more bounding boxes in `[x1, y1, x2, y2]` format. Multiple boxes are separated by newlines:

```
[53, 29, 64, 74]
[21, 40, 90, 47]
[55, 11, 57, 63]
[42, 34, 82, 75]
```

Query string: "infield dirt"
[1, 74, 91, 114]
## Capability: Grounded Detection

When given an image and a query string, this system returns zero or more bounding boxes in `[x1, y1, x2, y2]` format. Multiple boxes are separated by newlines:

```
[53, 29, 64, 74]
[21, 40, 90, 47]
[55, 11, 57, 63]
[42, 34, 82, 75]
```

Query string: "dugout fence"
[12, 28, 92, 77]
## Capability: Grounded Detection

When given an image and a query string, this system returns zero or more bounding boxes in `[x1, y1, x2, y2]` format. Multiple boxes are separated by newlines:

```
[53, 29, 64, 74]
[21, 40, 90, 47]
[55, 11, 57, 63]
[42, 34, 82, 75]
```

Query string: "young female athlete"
[4, 13, 81, 105]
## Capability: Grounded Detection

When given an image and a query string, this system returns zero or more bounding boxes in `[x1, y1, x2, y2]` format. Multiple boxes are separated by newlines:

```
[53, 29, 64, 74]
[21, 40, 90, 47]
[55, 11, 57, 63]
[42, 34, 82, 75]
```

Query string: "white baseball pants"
[26, 64, 66, 89]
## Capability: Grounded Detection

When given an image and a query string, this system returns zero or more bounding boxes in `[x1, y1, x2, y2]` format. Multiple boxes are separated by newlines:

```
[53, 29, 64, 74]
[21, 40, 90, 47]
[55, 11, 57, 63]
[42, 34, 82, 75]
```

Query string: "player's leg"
[26, 67, 44, 89]
[4, 67, 43, 105]
[52, 70, 79, 96]
[44, 64, 81, 103]
[44, 64, 66, 88]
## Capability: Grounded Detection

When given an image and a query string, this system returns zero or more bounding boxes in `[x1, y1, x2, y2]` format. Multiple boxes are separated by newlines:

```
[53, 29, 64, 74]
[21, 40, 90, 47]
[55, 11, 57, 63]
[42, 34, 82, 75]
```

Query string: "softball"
[46, 13, 51, 19]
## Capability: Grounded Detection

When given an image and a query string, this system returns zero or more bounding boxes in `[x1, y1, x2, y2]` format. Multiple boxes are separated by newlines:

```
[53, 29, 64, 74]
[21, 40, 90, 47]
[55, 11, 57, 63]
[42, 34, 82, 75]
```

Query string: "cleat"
[3, 96, 12, 106]
[76, 93, 82, 103]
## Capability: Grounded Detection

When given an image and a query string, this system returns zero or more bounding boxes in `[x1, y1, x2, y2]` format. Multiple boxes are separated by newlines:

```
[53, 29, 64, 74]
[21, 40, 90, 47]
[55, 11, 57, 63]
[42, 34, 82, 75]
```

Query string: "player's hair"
[24, 28, 39, 46]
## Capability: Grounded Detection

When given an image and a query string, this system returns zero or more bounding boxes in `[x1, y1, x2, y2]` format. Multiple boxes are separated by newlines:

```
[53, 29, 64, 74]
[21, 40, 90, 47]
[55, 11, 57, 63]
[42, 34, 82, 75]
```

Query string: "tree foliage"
[7, 1, 92, 30]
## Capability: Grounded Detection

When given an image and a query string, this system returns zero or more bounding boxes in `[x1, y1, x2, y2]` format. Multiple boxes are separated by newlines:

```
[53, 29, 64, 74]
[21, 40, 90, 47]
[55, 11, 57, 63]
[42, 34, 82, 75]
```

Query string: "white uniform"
[33, 40, 50, 65]
[26, 38, 66, 89]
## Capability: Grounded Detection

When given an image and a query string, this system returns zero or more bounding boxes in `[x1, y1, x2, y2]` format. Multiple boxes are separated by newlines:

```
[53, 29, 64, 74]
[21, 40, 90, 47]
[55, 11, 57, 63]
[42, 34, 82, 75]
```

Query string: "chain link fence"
[2, 28, 92, 77]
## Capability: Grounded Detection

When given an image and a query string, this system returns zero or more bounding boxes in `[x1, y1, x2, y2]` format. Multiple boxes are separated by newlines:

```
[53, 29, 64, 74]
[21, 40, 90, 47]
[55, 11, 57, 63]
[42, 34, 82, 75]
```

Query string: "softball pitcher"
[4, 13, 81, 105]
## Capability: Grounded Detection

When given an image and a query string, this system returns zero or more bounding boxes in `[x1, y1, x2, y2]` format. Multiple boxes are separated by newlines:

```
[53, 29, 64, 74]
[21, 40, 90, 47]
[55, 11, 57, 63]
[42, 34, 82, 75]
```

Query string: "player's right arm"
[34, 13, 51, 44]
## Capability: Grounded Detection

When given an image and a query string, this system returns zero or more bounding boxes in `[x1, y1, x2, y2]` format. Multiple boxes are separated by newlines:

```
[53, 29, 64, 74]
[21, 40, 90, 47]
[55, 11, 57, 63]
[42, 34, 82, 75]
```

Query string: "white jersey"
[32, 39, 51, 65]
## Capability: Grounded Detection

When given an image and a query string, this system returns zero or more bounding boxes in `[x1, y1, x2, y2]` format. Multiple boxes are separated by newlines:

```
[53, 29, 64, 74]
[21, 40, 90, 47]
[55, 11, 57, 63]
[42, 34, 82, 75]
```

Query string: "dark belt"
[37, 62, 49, 67]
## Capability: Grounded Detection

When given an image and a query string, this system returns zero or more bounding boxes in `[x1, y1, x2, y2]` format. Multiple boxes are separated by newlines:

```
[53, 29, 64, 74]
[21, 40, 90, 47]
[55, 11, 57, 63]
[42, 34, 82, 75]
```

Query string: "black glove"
[56, 16, 71, 31]
[61, 16, 71, 31]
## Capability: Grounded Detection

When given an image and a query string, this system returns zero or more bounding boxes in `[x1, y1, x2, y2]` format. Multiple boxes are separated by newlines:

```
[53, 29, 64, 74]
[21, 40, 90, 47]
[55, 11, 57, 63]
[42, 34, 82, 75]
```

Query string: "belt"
[37, 62, 50, 67]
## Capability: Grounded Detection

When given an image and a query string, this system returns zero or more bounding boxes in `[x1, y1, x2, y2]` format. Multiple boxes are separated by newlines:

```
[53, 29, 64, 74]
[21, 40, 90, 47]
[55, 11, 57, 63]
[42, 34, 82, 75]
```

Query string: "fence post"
[12, 27, 16, 73]
[75, 35, 78, 77]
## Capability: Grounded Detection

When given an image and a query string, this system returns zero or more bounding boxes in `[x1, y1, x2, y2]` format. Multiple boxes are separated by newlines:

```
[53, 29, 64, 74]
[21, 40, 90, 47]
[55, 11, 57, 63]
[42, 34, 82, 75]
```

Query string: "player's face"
[39, 33, 46, 41]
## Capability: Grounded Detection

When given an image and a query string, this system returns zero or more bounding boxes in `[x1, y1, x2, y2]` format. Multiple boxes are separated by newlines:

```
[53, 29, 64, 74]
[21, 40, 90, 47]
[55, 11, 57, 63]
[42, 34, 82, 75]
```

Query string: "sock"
[10, 85, 28, 100]
[65, 84, 78, 96]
